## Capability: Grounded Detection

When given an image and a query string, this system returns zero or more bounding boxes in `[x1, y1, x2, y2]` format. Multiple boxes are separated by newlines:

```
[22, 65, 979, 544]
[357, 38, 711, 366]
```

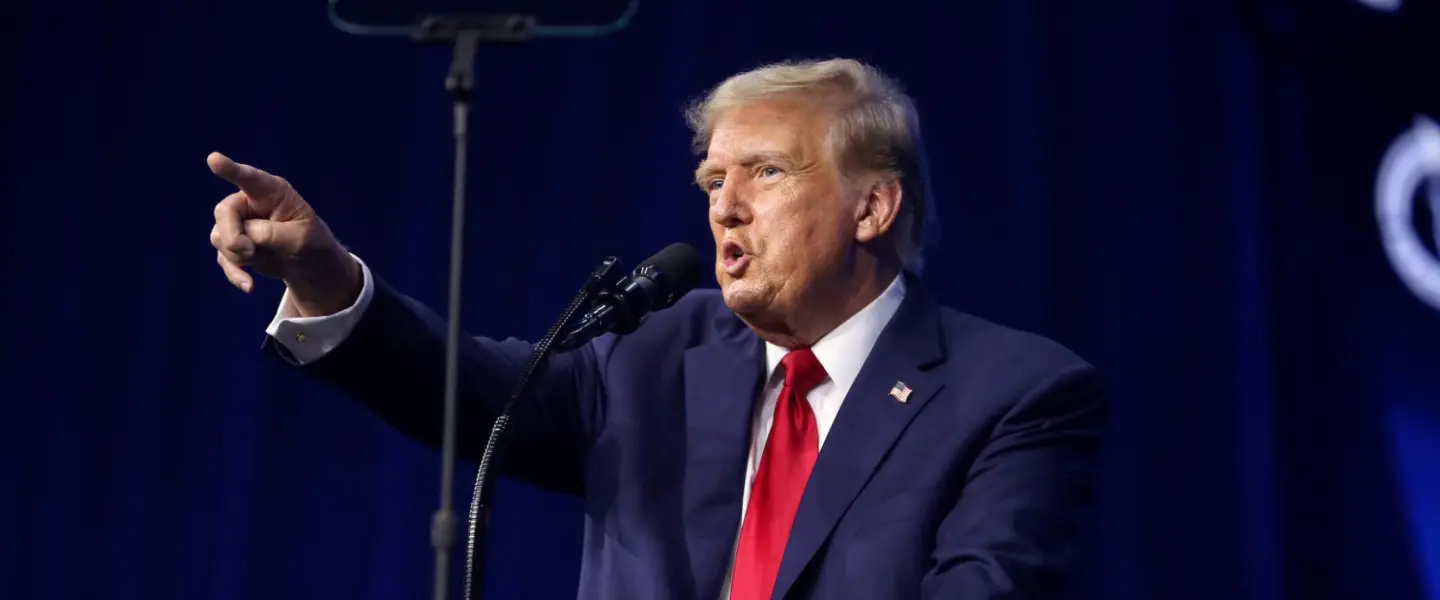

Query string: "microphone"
[558, 242, 703, 350]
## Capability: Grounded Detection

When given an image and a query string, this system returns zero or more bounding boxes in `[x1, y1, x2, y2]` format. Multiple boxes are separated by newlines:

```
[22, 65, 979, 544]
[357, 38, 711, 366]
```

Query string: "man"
[209, 58, 1107, 599]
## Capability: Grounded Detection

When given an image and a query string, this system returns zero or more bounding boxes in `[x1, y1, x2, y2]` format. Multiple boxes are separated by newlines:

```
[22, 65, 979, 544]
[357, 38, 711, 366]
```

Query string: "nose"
[709, 178, 749, 229]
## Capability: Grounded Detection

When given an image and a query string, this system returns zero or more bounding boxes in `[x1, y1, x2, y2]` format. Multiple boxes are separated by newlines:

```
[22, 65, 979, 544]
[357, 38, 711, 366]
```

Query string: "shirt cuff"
[265, 254, 374, 365]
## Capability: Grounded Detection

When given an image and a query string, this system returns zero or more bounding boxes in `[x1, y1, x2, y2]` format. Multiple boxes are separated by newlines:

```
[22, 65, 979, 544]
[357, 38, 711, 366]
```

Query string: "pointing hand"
[208, 152, 361, 316]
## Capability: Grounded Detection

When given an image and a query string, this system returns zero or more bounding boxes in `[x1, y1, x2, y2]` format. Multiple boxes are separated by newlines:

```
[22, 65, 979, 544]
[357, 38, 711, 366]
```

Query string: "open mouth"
[721, 240, 750, 275]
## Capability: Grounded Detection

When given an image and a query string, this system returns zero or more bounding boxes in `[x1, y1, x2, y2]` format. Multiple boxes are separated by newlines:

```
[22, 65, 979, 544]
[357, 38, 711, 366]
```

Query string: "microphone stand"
[407, 14, 557, 600]
[461, 257, 619, 600]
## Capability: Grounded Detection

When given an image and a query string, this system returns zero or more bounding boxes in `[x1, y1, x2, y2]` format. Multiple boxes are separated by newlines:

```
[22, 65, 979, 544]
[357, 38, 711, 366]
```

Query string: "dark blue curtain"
[5, 1, 1439, 599]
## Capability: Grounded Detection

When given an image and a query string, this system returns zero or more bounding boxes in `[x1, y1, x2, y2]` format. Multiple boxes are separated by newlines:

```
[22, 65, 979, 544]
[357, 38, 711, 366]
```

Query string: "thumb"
[208, 152, 282, 200]
[243, 218, 307, 253]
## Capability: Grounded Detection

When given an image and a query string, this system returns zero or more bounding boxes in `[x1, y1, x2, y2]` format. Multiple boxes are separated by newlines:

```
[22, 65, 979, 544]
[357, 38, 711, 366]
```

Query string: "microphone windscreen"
[642, 243, 704, 306]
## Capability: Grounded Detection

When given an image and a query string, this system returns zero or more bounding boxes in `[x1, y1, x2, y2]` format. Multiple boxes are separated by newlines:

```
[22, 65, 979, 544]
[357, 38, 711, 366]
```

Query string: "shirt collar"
[763, 274, 908, 390]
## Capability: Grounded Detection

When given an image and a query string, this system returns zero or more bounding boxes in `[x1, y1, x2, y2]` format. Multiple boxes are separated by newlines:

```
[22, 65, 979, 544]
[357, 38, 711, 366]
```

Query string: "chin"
[720, 279, 767, 317]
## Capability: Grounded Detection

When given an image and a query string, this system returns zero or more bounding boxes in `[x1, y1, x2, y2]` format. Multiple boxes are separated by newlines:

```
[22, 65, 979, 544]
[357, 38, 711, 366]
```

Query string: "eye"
[706, 178, 724, 191]
[760, 166, 782, 178]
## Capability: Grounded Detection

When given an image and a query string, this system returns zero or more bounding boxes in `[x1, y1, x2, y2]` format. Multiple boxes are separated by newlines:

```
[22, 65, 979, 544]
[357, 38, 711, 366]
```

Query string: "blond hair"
[684, 58, 934, 274]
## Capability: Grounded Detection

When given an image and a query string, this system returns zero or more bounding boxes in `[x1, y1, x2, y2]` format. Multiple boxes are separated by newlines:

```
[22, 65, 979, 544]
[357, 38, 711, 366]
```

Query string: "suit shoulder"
[936, 306, 1099, 391]
[656, 287, 730, 332]
[605, 287, 736, 350]
[927, 306, 1107, 433]
[668, 287, 728, 316]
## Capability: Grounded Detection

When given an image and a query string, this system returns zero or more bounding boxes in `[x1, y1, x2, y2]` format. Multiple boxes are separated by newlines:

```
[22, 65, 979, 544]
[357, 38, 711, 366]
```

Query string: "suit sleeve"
[921, 364, 1109, 599]
[263, 271, 608, 496]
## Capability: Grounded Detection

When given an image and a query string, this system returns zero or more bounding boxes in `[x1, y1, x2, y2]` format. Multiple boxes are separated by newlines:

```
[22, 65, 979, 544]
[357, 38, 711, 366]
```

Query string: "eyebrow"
[694, 151, 796, 185]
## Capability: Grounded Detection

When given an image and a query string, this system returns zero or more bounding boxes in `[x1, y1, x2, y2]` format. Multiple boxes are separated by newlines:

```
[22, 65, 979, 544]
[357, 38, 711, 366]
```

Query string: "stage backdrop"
[4, 0, 1439, 599]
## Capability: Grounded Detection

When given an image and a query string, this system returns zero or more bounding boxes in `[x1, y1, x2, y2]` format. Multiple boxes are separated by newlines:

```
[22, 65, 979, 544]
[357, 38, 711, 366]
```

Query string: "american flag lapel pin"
[888, 381, 912, 404]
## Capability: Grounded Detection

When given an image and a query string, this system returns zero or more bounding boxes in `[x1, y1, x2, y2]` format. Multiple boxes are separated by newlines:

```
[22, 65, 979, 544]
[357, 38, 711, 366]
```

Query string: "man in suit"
[208, 58, 1107, 599]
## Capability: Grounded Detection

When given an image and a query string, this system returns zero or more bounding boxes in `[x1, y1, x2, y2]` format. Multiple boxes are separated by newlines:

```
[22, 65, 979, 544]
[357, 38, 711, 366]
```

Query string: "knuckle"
[244, 222, 269, 246]
[214, 193, 243, 219]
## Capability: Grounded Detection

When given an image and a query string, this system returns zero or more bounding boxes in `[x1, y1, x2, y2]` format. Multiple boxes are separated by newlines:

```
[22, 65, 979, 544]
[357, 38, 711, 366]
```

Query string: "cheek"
[760, 217, 827, 277]
[788, 198, 850, 249]
[753, 183, 847, 265]
[752, 201, 805, 255]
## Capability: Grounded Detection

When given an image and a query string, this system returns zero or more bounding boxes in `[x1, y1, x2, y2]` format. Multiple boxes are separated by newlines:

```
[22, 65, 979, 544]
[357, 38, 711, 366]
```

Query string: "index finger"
[207, 152, 279, 197]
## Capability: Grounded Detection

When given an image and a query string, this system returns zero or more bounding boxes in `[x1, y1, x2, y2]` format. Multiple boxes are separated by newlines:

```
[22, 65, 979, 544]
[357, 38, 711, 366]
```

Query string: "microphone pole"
[321, 5, 639, 597]
[408, 14, 534, 600]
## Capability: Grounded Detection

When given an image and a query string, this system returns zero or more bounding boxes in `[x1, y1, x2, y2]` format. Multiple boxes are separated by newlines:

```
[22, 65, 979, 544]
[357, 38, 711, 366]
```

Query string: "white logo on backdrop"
[1376, 115, 1440, 312]
[1356, 0, 1402, 11]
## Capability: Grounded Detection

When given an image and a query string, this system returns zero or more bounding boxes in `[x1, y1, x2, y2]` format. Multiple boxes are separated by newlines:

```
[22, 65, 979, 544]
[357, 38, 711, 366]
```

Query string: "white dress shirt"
[265, 255, 377, 364]
[264, 258, 907, 599]
[717, 274, 905, 599]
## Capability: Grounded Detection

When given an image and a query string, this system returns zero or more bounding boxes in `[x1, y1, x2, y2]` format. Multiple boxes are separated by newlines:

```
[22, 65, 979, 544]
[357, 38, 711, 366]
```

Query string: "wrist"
[286, 251, 363, 318]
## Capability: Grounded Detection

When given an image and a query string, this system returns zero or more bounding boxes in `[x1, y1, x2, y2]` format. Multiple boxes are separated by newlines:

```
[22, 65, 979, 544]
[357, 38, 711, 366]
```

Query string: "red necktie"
[730, 348, 828, 600]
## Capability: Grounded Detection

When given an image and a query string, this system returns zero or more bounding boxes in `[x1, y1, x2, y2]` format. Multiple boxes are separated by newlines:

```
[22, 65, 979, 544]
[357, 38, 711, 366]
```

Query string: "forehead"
[703, 99, 831, 165]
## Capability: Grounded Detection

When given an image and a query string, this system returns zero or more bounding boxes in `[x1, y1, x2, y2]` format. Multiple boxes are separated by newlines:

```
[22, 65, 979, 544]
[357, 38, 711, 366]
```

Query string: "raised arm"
[208, 152, 603, 494]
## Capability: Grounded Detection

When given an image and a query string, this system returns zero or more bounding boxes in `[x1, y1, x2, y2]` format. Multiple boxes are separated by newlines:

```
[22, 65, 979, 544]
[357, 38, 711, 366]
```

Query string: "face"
[694, 99, 863, 327]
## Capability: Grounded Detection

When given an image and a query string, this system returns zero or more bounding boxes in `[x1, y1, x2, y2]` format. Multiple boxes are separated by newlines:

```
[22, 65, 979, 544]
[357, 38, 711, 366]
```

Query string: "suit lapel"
[772, 279, 947, 599]
[681, 311, 765, 598]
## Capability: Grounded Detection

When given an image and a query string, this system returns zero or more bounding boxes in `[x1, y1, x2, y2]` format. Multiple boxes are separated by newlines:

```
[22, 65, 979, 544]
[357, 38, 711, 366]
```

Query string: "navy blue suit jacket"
[272, 272, 1107, 599]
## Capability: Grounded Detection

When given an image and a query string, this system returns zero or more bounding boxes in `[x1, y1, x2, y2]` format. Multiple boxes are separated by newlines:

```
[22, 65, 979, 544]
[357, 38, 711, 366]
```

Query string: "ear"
[854, 173, 903, 245]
